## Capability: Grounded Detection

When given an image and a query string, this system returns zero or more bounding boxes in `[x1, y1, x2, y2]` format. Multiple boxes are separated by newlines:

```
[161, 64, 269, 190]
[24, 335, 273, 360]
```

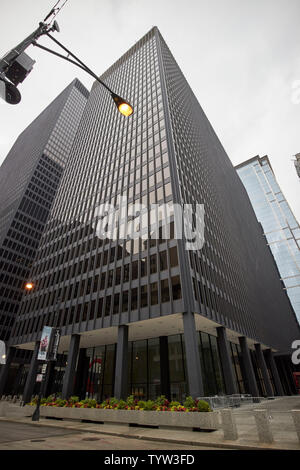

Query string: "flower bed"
[26, 395, 219, 430]
[28, 395, 212, 412]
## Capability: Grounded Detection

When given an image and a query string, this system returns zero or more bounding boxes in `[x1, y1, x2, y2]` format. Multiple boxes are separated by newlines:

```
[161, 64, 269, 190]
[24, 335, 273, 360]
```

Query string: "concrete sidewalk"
[0, 396, 300, 450]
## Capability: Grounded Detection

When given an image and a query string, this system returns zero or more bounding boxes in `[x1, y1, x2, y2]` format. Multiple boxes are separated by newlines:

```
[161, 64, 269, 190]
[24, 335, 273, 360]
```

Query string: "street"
[0, 420, 222, 450]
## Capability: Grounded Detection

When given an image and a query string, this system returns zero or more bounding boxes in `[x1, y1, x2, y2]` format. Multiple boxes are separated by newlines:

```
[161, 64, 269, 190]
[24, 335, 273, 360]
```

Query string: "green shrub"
[142, 400, 155, 411]
[170, 401, 180, 408]
[79, 398, 97, 407]
[154, 395, 169, 407]
[126, 395, 136, 407]
[108, 397, 119, 407]
[68, 396, 79, 404]
[45, 395, 56, 404]
[57, 399, 67, 407]
[137, 400, 146, 409]
[197, 400, 211, 412]
[88, 399, 97, 408]
[117, 400, 127, 409]
[183, 396, 195, 409]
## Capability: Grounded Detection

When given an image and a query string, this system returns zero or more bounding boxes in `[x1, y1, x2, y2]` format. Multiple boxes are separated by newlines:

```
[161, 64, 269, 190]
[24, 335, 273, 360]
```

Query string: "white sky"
[0, 0, 299, 220]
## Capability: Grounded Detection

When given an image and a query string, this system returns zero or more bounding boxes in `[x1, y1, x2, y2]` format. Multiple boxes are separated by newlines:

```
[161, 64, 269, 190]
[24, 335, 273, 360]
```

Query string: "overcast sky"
[1, 0, 299, 220]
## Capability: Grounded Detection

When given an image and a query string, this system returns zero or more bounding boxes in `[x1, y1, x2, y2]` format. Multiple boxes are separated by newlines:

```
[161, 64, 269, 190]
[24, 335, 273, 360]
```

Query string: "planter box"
[24, 405, 219, 430]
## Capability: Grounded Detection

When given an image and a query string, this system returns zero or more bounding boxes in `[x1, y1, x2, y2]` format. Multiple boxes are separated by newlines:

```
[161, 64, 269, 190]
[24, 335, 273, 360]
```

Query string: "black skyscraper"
[0, 79, 88, 346]
[3, 28, 299, 402]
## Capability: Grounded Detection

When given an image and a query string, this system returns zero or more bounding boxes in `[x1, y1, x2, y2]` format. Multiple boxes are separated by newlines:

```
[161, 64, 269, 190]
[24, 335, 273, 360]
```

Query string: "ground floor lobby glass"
[2, 329, 296, 399]
[84, 331, 228, 403]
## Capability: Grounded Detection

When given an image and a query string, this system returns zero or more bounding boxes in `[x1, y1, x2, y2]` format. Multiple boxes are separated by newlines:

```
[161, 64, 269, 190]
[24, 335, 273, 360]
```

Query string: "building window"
[150, 282, 158, 305]
[171, 276, 181, 300]
[161, 279, 170, 303]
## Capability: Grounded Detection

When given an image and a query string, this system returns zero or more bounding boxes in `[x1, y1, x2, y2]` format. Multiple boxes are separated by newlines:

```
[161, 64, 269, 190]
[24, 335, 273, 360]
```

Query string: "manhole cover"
[31, 439, 46, 442]
[82, 437, 100, 441]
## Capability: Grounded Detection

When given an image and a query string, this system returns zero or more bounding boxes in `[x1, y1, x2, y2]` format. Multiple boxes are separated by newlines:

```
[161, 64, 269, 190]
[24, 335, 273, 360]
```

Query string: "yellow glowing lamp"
[25, 281, 34, 291]
[111, 93, 133, 117]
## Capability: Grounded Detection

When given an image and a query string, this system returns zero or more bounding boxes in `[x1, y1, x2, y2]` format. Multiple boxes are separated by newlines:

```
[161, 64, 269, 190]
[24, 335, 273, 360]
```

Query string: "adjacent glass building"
[2, 28, 299, 402]
[236, 155, 300, 325]
[0, 79, 89, 388]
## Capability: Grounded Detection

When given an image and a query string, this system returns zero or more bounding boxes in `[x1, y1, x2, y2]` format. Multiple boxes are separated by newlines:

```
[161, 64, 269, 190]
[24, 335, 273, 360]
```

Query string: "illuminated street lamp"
[24, 281, 34, 291]
[111, 93, 133, 117]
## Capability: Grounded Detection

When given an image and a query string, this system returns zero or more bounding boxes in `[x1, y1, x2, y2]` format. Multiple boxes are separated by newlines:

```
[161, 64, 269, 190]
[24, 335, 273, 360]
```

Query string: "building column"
[0, 346, 16, 396]
[159, 336, 171, 400]
[264, 349, 284, 396]
[61, 334, 80, 399]
[22, 342, 40, 404]
[114, 325, 128, 400]
[182, 312, 204, 398]
[12, 363, 24, 396]
[44, 362, 55, 398]
[239, 337, 259, 397]
[255, 343, 274, 397]
[74, 348, 89, 400]
[216, 327, 238, 395]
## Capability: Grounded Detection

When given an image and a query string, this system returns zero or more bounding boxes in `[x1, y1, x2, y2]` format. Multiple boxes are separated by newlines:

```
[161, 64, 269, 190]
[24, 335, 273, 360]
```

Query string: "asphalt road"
[0, 420, 223, 450]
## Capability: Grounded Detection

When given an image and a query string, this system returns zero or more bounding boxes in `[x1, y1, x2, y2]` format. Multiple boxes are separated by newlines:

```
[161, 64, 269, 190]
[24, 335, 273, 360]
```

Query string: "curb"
[0, 417, 298, 451]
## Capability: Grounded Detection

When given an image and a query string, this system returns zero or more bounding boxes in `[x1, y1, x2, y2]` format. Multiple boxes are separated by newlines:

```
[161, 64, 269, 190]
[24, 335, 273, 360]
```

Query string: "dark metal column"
[44, 361, 55, 398]
[159, 336, 170, 400]
[61, 334, 80, 399]
[12, 364, 25, 396]
[114, 325, 128, 400]
[255, 343, 274, 397]
[74, 348, 89, 400]
[216, 327, 238, 395]
[182, 312, 204, 398]
[239, 337, 259, 397]
[264, 349, 284, 396]
[22, 342, 40, 404]
[0, 346, 16, 396]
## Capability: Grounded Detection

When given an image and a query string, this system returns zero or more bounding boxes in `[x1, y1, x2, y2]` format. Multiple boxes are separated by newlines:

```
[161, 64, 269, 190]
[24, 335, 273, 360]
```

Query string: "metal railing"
[197, 394, 268, 409]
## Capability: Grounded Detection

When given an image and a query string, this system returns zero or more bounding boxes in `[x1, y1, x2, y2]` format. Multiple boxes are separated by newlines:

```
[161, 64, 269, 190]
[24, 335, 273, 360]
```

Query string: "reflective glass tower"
[236, 156, 300, 324]
[0, 79, 89, 343]
[4, 28, 299, 402]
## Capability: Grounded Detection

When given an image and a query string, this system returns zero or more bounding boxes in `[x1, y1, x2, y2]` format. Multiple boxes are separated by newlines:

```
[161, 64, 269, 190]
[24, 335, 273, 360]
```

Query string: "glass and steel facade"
[0, 79, 89, 342]
[236, 156, 300, 324]
[4, 28, 299, 401]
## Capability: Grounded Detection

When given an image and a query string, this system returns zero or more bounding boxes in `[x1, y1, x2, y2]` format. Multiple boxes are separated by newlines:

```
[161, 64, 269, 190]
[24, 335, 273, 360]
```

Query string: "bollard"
[220, 408, 238, 440]
[253, 409, 274, 444]
[291, 410, 300, 444]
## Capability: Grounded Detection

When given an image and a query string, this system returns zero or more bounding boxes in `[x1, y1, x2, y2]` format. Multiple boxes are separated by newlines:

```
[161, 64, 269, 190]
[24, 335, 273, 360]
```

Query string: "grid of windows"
[11, 30, 184, 344]
[0, 80, 88, 341]
[156, 29, 298, 351]
[10, 27, 299, 358]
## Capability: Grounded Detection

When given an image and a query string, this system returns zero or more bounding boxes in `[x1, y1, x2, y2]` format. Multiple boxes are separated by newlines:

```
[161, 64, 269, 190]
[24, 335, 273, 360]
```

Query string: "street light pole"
[0, 23, 50, 75]
[32, 363, 47, 421]
[32, 33, 133, 116]
[0, 9, 133, 115]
